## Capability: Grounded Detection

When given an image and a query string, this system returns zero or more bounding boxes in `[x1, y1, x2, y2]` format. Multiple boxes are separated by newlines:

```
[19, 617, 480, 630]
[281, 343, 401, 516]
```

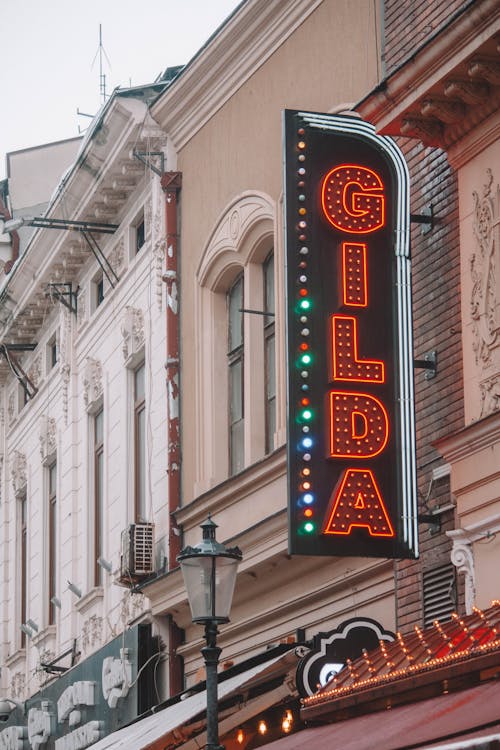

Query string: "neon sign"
[284, 111, 417, 558]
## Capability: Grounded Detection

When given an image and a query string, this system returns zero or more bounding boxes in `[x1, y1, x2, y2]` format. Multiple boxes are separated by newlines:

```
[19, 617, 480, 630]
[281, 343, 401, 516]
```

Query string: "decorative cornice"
[150, 0, 323, 151]
[356, 0, 500, 157]
[435, 410, 500, 463]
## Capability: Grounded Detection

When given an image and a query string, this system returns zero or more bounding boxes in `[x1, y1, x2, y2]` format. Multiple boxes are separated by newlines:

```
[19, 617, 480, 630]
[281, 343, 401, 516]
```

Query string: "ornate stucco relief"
[83, 357, 103, 412]
[39, 415, 57, 464]
[469, 168, 500, 417]
[59, 309, 72, 426]
[81, 615, 103, 654]
[11, 450, 27, 499]
[121, 307, 145, 368]
[109, 236, 126, 276]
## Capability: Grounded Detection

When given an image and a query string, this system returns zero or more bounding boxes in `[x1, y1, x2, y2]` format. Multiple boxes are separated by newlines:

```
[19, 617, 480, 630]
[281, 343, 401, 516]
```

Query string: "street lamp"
[177, 516, 242, 750]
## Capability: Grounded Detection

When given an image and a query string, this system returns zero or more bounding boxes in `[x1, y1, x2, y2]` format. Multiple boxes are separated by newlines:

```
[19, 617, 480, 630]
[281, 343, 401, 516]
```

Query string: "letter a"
[323, 468, 394, 537]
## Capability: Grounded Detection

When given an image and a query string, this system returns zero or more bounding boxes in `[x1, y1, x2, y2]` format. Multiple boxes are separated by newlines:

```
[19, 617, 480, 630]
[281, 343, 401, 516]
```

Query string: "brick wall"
[395, 139, 465, 632]
[383, 0, 470, 74]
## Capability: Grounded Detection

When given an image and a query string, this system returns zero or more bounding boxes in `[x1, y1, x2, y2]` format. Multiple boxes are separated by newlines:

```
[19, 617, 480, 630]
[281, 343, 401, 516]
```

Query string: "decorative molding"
[28, 354, 42, 389]
[153, 238, 166, 310]
[109, 236, 126, 275]
[8, 392, 15, 424]
[479, 373, 500, 418]
[197, 192, 275, 289]
[449, 537, 475, 614]
[76, 293, 86, 329]
[11, 450, 27, 499]
[39, 415, 57, 464]
[151, 0, 323, 150]
[81, 615, 103, 654]
[10, 671, 26, 700]
[83, 357, 103, 412]
[121, 307, 145, 368]
[470, 168, 499, 372]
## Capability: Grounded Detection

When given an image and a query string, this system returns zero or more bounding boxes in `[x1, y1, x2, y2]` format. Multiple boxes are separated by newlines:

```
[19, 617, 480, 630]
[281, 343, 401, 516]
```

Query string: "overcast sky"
[0, 0, 240, 180]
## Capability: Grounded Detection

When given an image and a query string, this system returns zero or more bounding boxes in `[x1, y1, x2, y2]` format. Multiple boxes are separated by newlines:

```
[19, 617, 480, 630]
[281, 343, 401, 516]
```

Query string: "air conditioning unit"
[119, 523, 155, 582]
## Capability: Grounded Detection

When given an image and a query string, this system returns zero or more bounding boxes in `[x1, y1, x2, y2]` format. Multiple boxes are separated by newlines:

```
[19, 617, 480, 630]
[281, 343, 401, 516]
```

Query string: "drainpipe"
[161, 171, 182, 570]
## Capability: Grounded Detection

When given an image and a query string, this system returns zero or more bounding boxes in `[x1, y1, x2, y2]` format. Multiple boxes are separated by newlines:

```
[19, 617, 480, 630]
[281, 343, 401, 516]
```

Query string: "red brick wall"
[383, 0, 470, 74]
[395, 139, 465, 632]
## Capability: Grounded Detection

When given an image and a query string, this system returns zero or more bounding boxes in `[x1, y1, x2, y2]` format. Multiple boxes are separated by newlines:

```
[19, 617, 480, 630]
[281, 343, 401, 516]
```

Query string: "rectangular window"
[92, 272, 104, 311]
[134, 363, 146, 521]
[94, 409, 104, 586]
[20, 496, 27, 647]
[135, 219, 145, 254]
[48, 333, 58, 370]
[228, 275, 244, 475]
[264, 252, 276, 454]
[48, 462, 57, 626]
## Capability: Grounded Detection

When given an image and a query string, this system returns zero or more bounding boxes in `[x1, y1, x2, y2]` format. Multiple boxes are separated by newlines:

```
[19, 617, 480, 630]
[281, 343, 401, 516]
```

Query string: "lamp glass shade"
[180, 553, 239, 623]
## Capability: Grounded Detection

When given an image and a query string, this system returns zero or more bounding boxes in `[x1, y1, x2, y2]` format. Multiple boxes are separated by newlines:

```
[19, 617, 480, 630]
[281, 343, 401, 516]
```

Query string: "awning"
[88, 650, 297, 750]
[258, 680, 500, 750]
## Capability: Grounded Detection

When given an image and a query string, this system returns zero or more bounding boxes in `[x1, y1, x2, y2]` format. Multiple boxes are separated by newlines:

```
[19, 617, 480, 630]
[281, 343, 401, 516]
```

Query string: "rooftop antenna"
[92, 23, 111, 105]
[77, 24, 112, 133]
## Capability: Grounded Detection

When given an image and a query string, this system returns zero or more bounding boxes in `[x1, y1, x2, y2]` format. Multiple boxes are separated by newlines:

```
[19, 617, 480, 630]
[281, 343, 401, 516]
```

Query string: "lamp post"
[177, 516, 242, 750]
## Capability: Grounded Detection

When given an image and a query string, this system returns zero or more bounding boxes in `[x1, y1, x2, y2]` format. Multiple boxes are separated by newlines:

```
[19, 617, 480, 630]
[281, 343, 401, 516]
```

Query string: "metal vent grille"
[120, 523, 154, 580]
[423, 563, 456, 627]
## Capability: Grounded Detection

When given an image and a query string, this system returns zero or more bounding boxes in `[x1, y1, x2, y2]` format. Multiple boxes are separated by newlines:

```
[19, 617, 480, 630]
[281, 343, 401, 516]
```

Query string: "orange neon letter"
[323, 468, 395, 537]
[321, 164, 385, 234]
[331, 315, 385, 383]
[329, 391, 389, 458]
[342, 242, 368, 307]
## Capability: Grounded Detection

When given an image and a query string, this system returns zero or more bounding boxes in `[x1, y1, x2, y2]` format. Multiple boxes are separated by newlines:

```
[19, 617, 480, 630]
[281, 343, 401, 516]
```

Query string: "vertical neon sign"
[284, 111, 417, 559]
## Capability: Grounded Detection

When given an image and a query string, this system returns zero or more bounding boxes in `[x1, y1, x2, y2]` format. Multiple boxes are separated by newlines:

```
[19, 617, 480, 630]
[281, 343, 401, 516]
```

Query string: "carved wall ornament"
[83, 357, 103, 412]
[470, 168, 499, 366]
[8, 392, 15, 424]
[153, 238, 166, 311]
[81, 615, 103, 654]
[11, 451, 27, 499]
[10, 671, 26, 699]
[121, 307, 145, 368]
[28, 355, 42, 389]
[39, 416, 57, 463]
[77, 294, 86, 328]
[450, 539, 475, 614]
[59, 309, 72, 426]
[109, 237, 126, 275]
[479, 373, 500, 418]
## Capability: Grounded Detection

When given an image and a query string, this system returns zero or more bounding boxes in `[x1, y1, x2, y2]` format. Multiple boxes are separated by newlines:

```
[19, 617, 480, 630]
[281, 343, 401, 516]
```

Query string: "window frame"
[48, 461, 57, 626]
[227, 274, 245, 476]
[93, 408, 104, 587]
[195, 194, 277, 489]
[20, 494, 27, 647]
[263, 251, 276, 454]
[134, 362, 146, 522]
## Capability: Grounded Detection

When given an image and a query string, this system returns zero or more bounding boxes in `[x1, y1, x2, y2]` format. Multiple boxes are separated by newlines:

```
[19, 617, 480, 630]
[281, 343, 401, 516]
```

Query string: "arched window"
[196, 193, 279, 490]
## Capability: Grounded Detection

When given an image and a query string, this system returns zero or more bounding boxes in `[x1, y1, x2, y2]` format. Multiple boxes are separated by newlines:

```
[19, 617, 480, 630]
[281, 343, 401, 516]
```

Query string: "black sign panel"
[284, 111, 417, 558]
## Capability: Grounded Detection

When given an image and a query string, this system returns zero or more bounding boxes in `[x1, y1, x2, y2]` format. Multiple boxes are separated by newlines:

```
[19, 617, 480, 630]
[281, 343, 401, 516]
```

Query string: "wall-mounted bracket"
[239, 308, 275, 317]
[414, 350, 437, 379]
[410, 205, 434, 234]
[0, 343, 38, 400]
[46, 283, 78, 315]
[82, 231, 119, 288]
[417, 512, 441, 535]
[133, 149, 165, 177]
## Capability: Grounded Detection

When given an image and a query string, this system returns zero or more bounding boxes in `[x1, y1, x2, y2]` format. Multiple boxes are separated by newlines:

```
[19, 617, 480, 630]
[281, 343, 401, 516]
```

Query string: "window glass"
[228, 276, 244, 475]
[264, 252, 275, 453]
[134, 364, 146, 520]
[48, 463, 57, 625]
[94, 409, 104, 586]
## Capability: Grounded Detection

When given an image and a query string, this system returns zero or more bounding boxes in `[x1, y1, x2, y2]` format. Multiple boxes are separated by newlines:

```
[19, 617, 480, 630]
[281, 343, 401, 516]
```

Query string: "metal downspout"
[161, 171, 182, 570]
